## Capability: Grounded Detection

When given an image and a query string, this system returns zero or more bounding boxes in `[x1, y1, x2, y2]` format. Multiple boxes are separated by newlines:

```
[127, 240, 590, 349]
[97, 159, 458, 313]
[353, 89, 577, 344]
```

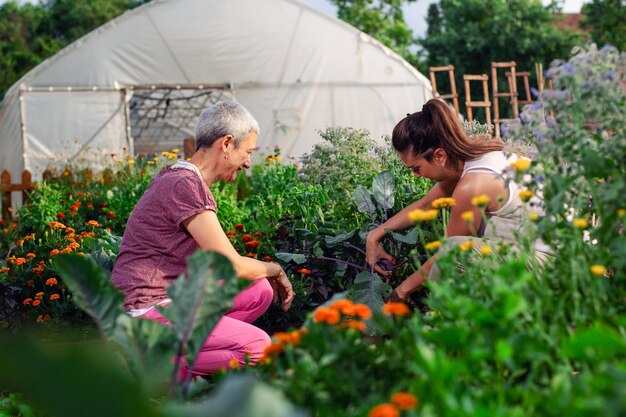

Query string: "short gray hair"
[195, 101, 259, 150]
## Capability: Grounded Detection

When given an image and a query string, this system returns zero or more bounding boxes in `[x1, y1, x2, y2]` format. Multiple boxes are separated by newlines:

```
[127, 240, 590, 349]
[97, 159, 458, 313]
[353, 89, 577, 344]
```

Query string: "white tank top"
[461, 151, 550, 254]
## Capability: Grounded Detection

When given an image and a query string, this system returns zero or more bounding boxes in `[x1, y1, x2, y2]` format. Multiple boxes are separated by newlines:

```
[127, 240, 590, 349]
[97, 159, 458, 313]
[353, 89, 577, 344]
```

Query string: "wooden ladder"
[429, 65, 460, 114]
[463, 74, 492, 126]
[491, 61, 519, 138]
[506, 70, 532, 105]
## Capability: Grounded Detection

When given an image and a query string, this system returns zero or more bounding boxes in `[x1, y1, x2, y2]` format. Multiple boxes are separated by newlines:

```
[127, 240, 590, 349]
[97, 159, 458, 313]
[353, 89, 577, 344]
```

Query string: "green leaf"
[275, 252, 307, 264]
[388, 227, 418, 244]
[372, 171, 395, 210]
[162, 251, 241, 373]
[0, 339, 161, 417]
[351, 185, 376, 216]
[563, 323, 626, 362]
[52, 254, 125, 339]
[324, 229, 356, 247]
[165, 374, 308, 417]
[349, 271, 391, 336]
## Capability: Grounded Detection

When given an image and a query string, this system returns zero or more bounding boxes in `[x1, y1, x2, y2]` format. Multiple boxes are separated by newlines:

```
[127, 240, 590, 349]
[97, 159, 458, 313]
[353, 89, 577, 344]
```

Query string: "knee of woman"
[247, 329, 272, 361]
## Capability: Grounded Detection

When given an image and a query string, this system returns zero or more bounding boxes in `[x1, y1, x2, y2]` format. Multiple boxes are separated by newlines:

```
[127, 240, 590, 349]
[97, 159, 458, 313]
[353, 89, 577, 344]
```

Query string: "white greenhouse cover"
[0, 0, 431, 180]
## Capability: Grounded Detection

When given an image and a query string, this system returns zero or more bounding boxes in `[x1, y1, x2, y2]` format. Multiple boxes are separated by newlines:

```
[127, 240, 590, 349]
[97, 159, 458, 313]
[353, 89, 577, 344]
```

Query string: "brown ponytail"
[392, 99, 504, 167]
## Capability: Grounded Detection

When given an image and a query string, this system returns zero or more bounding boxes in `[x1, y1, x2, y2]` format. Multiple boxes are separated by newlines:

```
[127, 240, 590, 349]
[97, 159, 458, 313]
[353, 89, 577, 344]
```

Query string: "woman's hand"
[366, 232, 396, 278]
[268, 269, 294, 312]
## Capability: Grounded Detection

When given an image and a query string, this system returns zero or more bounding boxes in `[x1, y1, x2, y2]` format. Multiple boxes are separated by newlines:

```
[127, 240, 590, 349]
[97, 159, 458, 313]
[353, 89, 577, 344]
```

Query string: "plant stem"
[317, 256, 368, 271]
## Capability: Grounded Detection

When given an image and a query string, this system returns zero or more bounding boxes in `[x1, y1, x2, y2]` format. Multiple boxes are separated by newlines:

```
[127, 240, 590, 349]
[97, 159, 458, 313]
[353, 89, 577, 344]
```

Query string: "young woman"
[365, 98, 550, 300]
[111, 101, 293, 376]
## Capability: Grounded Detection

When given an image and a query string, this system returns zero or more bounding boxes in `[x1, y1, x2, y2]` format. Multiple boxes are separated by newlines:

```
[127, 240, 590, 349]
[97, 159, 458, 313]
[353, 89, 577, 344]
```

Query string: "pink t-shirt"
[111, 165, 217, 310]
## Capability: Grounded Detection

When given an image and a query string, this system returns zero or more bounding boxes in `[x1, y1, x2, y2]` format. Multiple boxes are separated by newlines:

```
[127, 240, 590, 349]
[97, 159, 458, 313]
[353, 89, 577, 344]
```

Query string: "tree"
[421, 0, 581, 117]
[328, 0, 419, 65]
[581, 0, 625, 51]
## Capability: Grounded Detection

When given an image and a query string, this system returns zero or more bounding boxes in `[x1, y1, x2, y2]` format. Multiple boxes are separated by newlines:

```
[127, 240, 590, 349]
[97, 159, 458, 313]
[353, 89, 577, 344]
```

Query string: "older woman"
[111, 101, 293, 376]
[366, 98, 550, 300]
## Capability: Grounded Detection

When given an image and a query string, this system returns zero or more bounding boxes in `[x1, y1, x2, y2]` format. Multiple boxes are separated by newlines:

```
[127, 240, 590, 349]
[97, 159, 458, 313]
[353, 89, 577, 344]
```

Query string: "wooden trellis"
[429, 65, 460, 114]
[491, 61, 520, 138]
[1, 170, 34, 222]
[463, 74, 492, 126]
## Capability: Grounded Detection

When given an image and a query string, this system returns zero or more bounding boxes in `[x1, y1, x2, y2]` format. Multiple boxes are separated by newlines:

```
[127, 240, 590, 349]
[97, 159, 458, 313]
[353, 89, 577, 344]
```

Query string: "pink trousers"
[139, 278, 273, 375]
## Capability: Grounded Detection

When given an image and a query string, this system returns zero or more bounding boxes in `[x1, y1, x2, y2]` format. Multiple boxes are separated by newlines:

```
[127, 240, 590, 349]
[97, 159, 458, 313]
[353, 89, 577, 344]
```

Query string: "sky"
[299, 0, 590, 37]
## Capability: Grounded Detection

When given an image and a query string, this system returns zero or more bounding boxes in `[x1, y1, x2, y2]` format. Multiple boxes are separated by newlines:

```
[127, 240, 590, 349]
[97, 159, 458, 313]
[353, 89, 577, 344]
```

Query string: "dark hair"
[392, 99, 504, 167]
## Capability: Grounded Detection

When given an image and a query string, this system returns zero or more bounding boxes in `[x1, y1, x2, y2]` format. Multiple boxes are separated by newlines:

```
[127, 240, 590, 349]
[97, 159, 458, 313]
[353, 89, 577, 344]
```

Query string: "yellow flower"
[459, 241, 475, 252]
[617, 209, 625, 216]
[590, 265, 606, 276]
[572, 218, 589, 229]
[431, 197, 456, 209]
[518, 190, 534, 202]
[461, 211, 474, 223]
[425, 240, 442, 251]
[228, 358, 240, 369]
[471, 194, 491, 207]
[407, 209, 439, 223]
[127, 159, 135, 165]
[528, 212, 539, 221]
[509, 158, 531, 172]
[479, 245, 492, 256]
[390, 392, 419, 410]
[171, 148, 180, 153]
[147, 161, 155, 165]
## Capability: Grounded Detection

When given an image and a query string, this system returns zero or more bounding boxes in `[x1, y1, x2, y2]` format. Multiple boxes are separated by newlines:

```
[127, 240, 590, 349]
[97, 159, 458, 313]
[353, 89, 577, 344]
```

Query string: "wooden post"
[491, 61, 519, 138]
[183, 137, 196, 159]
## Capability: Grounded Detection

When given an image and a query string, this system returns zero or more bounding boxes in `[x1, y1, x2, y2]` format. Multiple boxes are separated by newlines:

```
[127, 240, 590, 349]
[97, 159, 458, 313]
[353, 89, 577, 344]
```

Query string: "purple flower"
[531, 87, 540, 98]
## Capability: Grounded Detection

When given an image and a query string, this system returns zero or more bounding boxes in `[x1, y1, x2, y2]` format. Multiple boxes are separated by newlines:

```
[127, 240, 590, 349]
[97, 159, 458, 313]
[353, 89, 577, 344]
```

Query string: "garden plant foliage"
[1, 44, 625, 417]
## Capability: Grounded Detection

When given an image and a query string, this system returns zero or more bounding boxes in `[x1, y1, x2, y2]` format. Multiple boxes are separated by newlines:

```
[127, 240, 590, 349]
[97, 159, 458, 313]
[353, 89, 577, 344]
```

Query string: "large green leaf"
[275, 252, 307, 264]
[372, 171, 395, 210]
[165, 374, 308, 417]
[388, 227, 418, 244]
[161, 251, 241, 375]
[351, 185, 376, 216]
[0, 339, 161, 417]
[349, 271, 392, 336]
[53, 254, 125, 339]
[324, 229, 356, 247]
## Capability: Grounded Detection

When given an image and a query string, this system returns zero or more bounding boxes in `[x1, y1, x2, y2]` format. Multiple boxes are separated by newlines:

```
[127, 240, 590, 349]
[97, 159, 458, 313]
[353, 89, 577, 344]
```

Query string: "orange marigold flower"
[241, 234, 253, 242]
[313, 307, 341, 325]
[36, 315, 44, 323]
[35, 291, 44, 298]
[383, 302, 410, 316]
[245, 253, 257, 258]
[65, 227, 75, 234]
[46, 278, 58, 286]
[43, 314, 50, 321]
[32, 299, 41, 307]
[27, 279, 34, 287]
[228, 358, 240, 369]
[50, 249, 60, 256]
[431, 197, 456, 209]
[23, 298, 33, 305]
[368, 403, 399, 417]
[86, 220, 100, 227]
[0, 267, 9, 274]
[50, 221, 66, 229]
[262, 342, 284, 359]
[24, 233, 35, 241]
[235, 224, 245, 231]
[14, 257, 27, 266]
[341, 320, 366, 332]
[107, 211, 115, 218]
[262, 256, 274, 262]
[26, 253, 36, 259]
[16, 239, 24, 246]
[56, 212, 66, 220]
[253, 232, 263, 238]
[390, 392, 418, 410]
[50, 294, 60, 301]
[6, 256, 16, 262]
[244, 240, 260, 249]
[297, 268, 312, 275]
[353, 304, 372, 320]
[60, 248, 72, 254]
[67, 242, 80, 249]
[226, 230, 237, 238]
[330, 299, 353, 312]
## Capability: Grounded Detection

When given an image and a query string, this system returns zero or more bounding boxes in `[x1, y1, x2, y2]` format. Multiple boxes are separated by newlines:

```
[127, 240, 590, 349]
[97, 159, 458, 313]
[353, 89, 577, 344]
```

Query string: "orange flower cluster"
[259, 329, 308, 364]
[368, 392, 419, 417]
[297, 268, 312, 275]
[382, 302, 410, 316]
[244, 240, 260, 250]
[313, 299, 371, 332]
[45, 278, 58, 286]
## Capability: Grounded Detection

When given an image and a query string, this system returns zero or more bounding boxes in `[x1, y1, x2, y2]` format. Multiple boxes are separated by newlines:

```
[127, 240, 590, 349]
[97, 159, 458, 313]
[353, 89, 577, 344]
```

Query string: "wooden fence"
[1, 170, 35, 223]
